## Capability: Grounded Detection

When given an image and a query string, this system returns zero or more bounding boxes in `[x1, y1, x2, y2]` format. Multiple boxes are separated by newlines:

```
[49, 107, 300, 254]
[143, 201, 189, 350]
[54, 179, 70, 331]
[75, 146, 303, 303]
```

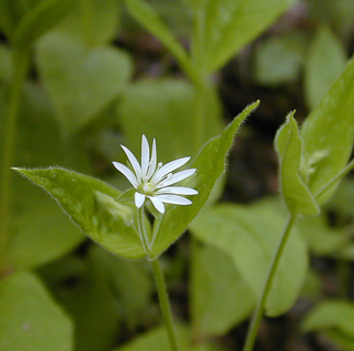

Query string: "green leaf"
[303, 300, 354, 337]
[36, 32, 132, 135]
[149, 101, 259, 258]
[56, 0, 120, 46]
[323, 330, 354, 351]
[113, 325, 191, 351]
[190, 0, 296, 74]
[12, 0, 77, 55]
[305, 25, 347, 110]
[275, 112, 319, 216]
[39, 248, 121, 351]
[301, 55, 354, 204]
[254, 33, 307, 86]
[191, 199, 308, 316]
[191, 244, 255, 338]
[0, 272, 73, 351]
[124, 0, 196, 82]
[118, 78, 223, 161]
[12, 167, 146, 260]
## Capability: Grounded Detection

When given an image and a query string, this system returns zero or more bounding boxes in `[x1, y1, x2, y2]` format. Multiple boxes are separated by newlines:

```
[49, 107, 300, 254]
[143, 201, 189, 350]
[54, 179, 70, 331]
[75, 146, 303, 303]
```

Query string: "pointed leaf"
[12, 167, 145, 260]
[0, 272, 73, 351]
[275, 112, 319, 216]
[149, 101, 259, 258]
[301, 55, 354, 203]
[191, 200, 308, 316]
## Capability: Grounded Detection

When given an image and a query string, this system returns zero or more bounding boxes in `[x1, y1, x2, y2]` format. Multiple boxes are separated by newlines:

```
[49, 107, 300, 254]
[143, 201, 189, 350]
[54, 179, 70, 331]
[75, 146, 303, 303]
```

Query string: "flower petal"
[148, 196, 165, 214]
[146, 138, 157, 179]
[112, 162, 138, 188]
[155, 194, 193, 205]
[156, 186, 198, 195]
[135, 192, 146, 208]
[151, 157, 191, 183]
[121, 145, 142, 180]
[158, 169, 196, 187]
[141, 135, 150, 178]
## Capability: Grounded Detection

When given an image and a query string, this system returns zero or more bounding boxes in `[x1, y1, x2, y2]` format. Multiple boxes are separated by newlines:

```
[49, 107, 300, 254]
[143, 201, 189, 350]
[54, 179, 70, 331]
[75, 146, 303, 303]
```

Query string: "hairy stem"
[242, 214, 298, 351]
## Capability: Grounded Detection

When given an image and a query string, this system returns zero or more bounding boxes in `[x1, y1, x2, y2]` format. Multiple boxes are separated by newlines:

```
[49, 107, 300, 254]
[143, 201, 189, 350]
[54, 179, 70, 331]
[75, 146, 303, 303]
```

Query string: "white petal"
[148, 196, 165, 214]
[112, 162, 138, 188]
[121, 145, 142, 180]
[135, 192, 146, 208]
[158, 169, 196, 187]
[141, 135, 150, 178]
[146, 138, 157, 179]
[157, 186, 198, 195]
[155, 194, 192, 205]
[151, 157, 191, 183]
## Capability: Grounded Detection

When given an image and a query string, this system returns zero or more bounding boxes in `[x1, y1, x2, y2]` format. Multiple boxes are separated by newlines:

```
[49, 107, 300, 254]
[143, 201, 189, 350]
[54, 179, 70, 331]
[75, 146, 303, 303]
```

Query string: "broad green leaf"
[254, 33, 307, 86]
[118, 78, 223, 161]
[0, 271, 73, 351]
[296, 215, 346, 255]
[0, 84, 86, 269]
[275, 112, 319, 216]
[124, 0, 196, 82]
[0, 45, 12, 82]
[191, 245, 255, 338]
[113, 325, 191, 351]
[12, 168, 146, 260]
[39, 248, 121, 351]
[36, 32, 132, 135]
[190, 0, 296, 74]
[301, 55, 354, 204]
[303, 300, 354, 337]
[12, 0, 77, 55]
[56, 0, 120, 46]
[323, 330, 354, 351]
[191, 200, 308, 316]
[305, 25, 347, 109]
[149, 101, 259, 258]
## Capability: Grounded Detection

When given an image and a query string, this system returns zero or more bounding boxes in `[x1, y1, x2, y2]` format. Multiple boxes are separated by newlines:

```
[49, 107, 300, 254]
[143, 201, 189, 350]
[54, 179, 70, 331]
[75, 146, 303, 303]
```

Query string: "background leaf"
[118, 78, 223, 161]
[36, 32, 132, 135]
[304, 25, 347, 109]
[0, 272, 73, 351]
[191, 199, 308, 316]
[191, 244, 255, 338]
[150, 101, 259, 258]
[301, 55, 354, 203]
[190, 0, 296, 74]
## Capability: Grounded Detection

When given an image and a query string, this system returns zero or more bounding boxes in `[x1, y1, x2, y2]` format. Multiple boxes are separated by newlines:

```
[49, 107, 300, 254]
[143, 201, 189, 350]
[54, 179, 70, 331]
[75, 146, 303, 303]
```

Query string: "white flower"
[113, 135, 198, 214]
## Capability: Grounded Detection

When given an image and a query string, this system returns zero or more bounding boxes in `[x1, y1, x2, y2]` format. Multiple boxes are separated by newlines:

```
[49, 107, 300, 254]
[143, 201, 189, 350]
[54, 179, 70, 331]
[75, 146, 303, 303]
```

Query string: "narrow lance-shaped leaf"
[275, 111, 319, 216]
[12, 167, 146, 260]
[149, 100, 260, 258]
[301, 55, 354, 204]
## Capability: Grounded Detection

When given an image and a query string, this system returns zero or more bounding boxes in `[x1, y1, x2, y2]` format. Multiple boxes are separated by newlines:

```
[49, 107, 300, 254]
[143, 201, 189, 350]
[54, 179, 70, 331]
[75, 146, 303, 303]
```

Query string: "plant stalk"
[0, 53, 28, 272]
[242, 214, 298, 351]
[137, 208, 179, 351]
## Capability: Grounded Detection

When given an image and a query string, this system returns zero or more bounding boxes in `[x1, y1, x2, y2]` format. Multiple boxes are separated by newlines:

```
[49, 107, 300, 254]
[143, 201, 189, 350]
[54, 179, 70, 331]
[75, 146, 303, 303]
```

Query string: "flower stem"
[242, 214, 298, 351]
[0, 53, 29, 273]
[137, 208, 179, 351]
[151, 258, 180, 351]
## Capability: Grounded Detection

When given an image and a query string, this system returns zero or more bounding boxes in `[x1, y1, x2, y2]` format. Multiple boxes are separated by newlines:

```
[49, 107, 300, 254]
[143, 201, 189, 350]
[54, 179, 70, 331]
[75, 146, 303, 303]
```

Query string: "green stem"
[0, 53, 29, 272]
[242, 214, 298, 351]
[137, 208, 179, 351]
[151, 258, 180, 351]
